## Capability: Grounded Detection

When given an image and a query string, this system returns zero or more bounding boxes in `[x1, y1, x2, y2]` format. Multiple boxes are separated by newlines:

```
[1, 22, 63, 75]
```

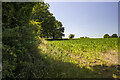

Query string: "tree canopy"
[31, 2, 64, 39]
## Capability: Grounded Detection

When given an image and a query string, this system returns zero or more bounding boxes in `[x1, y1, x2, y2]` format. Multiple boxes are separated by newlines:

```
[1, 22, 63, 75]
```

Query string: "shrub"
[111, 34, 118, 38]
[80, 37, 84, 39]
[85, 37, 89, 39]
[104, 34, 110, 38]
[69, 34, 75, 39]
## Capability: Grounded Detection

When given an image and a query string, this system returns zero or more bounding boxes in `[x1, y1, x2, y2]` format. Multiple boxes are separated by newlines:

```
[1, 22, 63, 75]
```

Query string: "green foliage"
[2, 2, 43, 78]
[31, 2, 65, 39]
[69, 34, 75, 39]
[111, 34, 118, 38]
[48, 38, 118, 63]
[85, 37, 89, 39]
[48, 38, 118, 55]
[104, 34, 110, 38]
[2, 2, 35, 30]
[104, 33, 118, 38]
[80, 37, 84, 39]
[2, 2, 65, 78]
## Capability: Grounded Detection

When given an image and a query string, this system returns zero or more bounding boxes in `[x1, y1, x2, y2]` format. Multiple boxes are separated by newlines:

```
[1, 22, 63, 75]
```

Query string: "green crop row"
[47, 38, 118, 66]
[48, 38, 118, 53]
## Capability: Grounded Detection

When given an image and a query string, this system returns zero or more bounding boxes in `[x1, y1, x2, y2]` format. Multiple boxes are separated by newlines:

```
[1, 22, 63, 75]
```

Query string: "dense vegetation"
[2, 2, 64, 78]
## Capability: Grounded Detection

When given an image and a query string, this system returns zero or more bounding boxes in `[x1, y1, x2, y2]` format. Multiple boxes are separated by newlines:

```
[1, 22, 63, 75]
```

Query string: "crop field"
[39, 38, 120, 78]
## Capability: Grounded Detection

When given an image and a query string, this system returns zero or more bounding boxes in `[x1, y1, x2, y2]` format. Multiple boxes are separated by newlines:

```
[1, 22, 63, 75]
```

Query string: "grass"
[38, 38, 120, 78]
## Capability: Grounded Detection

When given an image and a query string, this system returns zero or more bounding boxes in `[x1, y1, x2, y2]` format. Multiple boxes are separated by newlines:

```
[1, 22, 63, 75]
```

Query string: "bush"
[103, 34, 118, 38]
[111, 34, 118, 38]
[80, 37, 84, 39]
[104, 34, 110, 38]
[85, 37, 89, 39]
[69, 34, 75, 39]
[2, 2, 43, 78]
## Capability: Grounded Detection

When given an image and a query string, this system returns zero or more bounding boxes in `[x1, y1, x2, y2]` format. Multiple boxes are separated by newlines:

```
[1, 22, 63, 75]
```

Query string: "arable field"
[39, 38, 120, 78]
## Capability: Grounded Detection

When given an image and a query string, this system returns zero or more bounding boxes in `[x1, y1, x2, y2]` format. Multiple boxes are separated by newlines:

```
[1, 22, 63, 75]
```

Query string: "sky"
[47, 2, 118, 38]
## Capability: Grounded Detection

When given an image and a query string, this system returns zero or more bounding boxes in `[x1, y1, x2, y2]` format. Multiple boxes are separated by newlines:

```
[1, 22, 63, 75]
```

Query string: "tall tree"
[54, 21, 65, 39]
[31, 2, 65, 39]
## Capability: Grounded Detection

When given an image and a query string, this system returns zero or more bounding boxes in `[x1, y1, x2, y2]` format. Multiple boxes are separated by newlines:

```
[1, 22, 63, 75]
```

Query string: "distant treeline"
[68, 33, 119, 40]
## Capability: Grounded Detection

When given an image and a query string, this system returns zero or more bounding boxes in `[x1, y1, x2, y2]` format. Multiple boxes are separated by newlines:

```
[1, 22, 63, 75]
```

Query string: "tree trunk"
[53, 33, 55, 40]
[47, 35, 48, 39]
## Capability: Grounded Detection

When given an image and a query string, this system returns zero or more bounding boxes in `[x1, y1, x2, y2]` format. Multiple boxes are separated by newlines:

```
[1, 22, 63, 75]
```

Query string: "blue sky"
[47, 2, 118, 38]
